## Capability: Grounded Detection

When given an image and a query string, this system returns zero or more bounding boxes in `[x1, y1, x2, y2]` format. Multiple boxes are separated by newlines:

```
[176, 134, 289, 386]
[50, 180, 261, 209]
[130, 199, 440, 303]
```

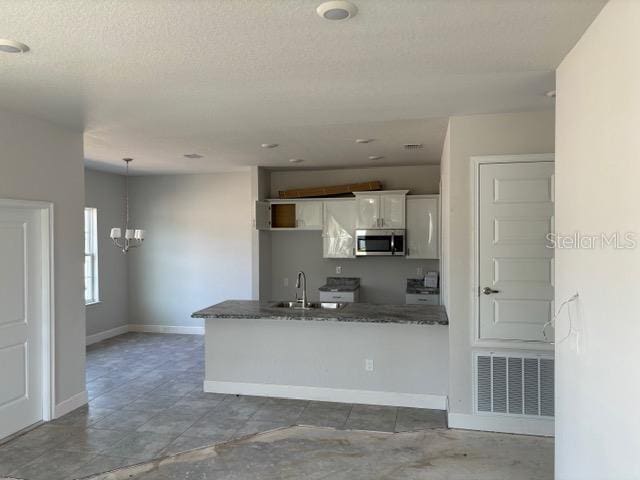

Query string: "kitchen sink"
[272, 301, 348, 310]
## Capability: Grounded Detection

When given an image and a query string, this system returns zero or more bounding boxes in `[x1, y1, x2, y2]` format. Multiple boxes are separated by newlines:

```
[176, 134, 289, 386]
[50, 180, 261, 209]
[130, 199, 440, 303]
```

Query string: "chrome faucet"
[295, 271, 309, 309]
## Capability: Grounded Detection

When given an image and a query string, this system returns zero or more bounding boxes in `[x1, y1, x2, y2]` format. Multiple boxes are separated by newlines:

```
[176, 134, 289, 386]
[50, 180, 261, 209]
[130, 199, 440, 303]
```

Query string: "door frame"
[470, 153, 555, 350]
[0, 198, 55, 422]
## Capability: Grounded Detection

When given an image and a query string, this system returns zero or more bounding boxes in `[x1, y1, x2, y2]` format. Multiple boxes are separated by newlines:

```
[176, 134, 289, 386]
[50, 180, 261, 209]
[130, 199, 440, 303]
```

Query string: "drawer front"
[405, 293, 439, 305]
[319, 291, 356, 303]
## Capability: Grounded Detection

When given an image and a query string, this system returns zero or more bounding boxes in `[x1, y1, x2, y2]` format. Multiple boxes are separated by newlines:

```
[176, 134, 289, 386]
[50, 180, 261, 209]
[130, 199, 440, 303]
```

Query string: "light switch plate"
[336, 266, 342, 274]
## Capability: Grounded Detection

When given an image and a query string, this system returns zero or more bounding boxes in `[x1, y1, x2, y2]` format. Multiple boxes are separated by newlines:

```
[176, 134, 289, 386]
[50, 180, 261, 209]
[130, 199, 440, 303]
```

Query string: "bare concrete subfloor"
[84, 425, 553, 480]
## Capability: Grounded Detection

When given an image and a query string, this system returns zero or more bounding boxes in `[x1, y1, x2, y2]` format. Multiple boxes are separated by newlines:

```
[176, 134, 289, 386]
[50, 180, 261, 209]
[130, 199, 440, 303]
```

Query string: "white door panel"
[0, 208, 43, 439]
[295, 201, 323, 229]
[479, 162, 554, 342]
[381, 195, 405, 228]
[406, 197, 439, 259]
[355, 194, 380, 229]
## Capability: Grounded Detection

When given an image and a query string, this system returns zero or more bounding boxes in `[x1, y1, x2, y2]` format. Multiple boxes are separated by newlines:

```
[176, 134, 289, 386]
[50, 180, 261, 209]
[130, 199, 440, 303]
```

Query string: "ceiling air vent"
[403, 143, 424, 150]
[184, 153, 203, 159]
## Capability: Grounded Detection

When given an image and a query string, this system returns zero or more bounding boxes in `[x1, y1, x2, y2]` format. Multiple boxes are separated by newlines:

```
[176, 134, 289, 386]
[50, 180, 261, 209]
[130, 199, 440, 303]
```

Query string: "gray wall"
[440, 111, 555, 416]
[555, 1, 640, 476]
[128, 173, 253, 328]
[84, 169, 129, 337]
[270, 164, 440, 198]
[267, 165, 440, 304]
[206, 318, 448, 398]
[0, 109, 85, 406]
[270, 231, 437, 304]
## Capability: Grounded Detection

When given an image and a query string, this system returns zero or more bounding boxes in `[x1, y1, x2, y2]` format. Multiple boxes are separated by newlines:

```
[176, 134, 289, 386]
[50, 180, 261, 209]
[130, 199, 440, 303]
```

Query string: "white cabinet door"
[381, 194, 406, 228]
[406, 197, 439, 259]
[323, 200, 356, 258]
[295, 201, 323, 230]
[255, 201, 271, 230]
[355, 194, 380, 229]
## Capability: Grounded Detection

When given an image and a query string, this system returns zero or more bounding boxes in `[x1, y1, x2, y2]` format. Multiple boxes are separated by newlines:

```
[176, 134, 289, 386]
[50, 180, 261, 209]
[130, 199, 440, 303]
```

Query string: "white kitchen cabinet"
[295, 201, 323, 230]
[319, 290, 359, 303]
[255, 201, 271, 230]
[405, 292, 439, 305]
[381, 194, 406, 228]
[322, 199, 356, 258]
[255, 200, 323, 230]
[406, 195, 439, 259]
[355, 193, 381, 229]
[354, 190, 408, 229]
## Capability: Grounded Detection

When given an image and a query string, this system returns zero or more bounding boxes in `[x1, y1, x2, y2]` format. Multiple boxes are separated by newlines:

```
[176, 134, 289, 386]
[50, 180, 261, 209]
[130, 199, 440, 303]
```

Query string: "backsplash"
[269, 231, 438, 304]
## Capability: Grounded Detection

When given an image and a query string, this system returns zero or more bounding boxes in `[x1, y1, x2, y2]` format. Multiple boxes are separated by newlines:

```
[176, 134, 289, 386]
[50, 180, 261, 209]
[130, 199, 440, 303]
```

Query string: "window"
[84, 207, 99, 305]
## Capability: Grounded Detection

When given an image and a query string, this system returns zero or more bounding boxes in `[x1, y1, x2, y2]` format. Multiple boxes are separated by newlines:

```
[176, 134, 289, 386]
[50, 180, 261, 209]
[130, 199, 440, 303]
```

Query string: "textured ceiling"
[0, 0, 605, 174]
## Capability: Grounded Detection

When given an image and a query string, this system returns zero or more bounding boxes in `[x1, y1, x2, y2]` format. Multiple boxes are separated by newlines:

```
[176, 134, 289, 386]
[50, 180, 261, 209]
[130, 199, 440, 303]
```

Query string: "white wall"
[84, 169, 128, 337]
[127, 173, 253, 328]
[440, 111, 555, 415]
[555, 1, 640, 477]
[0, 109, 85, 407]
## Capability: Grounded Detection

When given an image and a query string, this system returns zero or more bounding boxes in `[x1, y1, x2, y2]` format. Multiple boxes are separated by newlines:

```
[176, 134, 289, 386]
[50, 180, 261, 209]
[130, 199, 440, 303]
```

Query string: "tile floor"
[0, 333, 447, 480]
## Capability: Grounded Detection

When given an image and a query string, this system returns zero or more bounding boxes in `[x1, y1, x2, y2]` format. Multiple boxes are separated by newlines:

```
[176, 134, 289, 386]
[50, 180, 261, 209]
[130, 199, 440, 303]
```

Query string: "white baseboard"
[204, 380, 447, 410]
[86, 325, 129, 346]
[447, 413, 554, 437]
[54, 390, 88, 418]
[128, 324, 204, 335]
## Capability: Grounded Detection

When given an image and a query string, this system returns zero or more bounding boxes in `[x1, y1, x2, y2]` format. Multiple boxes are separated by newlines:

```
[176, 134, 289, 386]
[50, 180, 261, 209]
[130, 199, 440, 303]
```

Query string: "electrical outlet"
[283, 277, 288, 287]
[416, 266, 423, 276]
[365, 359, 374, 372]
[336, 265, 342, 274]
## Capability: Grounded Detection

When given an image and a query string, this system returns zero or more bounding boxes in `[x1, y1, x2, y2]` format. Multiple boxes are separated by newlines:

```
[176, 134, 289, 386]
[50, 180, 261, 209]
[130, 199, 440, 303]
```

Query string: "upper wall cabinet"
[406, 195, 439, 259]
[354, 190, 408, 229]
[295, 201, 323, 229]
[255, 200, 323, 230]
[323, 199, 356, 258]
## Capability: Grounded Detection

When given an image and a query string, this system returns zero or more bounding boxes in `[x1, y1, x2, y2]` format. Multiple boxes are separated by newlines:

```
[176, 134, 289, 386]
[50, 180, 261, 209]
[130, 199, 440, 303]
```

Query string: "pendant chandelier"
[110, 158, 145, 253]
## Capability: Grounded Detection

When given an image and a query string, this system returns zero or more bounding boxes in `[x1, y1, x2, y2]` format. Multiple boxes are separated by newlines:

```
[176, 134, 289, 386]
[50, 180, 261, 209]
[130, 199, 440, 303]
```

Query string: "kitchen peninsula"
[193, 300, 449, 410]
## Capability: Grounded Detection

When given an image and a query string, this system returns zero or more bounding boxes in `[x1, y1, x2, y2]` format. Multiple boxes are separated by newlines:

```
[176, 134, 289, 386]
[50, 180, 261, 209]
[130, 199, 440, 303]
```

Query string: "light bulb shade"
[125, 229, 135, 240]
[110, 228, 122, 239]
[134, 229, 145, 240]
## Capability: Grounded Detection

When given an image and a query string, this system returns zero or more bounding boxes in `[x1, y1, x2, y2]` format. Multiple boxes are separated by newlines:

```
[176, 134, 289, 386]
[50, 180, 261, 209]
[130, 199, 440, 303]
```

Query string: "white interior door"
[478, 162, 554, 342]
[0, 206, 44, 439]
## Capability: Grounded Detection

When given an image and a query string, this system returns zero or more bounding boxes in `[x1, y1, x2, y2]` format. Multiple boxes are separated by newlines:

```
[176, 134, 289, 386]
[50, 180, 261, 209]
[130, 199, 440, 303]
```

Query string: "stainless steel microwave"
[355, 229, 406, 256]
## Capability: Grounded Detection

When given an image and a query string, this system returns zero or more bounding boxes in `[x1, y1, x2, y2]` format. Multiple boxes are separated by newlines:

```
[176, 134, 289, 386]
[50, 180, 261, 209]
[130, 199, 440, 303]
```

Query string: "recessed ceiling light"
[0, 39, 29, 54]
[368, 155, 384, 160]
[184, 153, 203, 159]
[261, 143, 279, 149]
[289, 158, 304, 164]
[546, 90, 556, 98]
[317, 1, 358, 20]
[355, 138, 374, 144]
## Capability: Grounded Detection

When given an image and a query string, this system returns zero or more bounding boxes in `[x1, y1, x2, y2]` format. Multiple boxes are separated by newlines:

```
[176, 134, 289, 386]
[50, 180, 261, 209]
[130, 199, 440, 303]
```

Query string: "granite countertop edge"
[192, 300, 448, 326]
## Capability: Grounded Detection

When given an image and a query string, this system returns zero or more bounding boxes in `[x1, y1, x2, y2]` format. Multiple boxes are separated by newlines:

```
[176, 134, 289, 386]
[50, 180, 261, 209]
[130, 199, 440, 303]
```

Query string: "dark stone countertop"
[318, 277, 360, 292]
[192, 300, 448, 326]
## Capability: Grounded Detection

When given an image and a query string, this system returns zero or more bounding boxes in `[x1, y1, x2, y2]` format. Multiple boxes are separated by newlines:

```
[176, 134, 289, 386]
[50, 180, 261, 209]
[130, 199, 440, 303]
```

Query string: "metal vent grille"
[403, 143, 424, 150]
[475, 353, 554, 417]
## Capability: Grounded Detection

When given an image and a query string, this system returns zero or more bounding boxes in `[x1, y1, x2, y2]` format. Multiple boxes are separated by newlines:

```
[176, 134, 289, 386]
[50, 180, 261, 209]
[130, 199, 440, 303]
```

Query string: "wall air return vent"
[475, 352, 554, 417]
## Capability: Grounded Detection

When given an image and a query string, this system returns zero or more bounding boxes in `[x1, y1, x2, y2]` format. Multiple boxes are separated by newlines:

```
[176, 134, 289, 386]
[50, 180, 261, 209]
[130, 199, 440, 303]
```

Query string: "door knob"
[482, 287, 500, 295]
